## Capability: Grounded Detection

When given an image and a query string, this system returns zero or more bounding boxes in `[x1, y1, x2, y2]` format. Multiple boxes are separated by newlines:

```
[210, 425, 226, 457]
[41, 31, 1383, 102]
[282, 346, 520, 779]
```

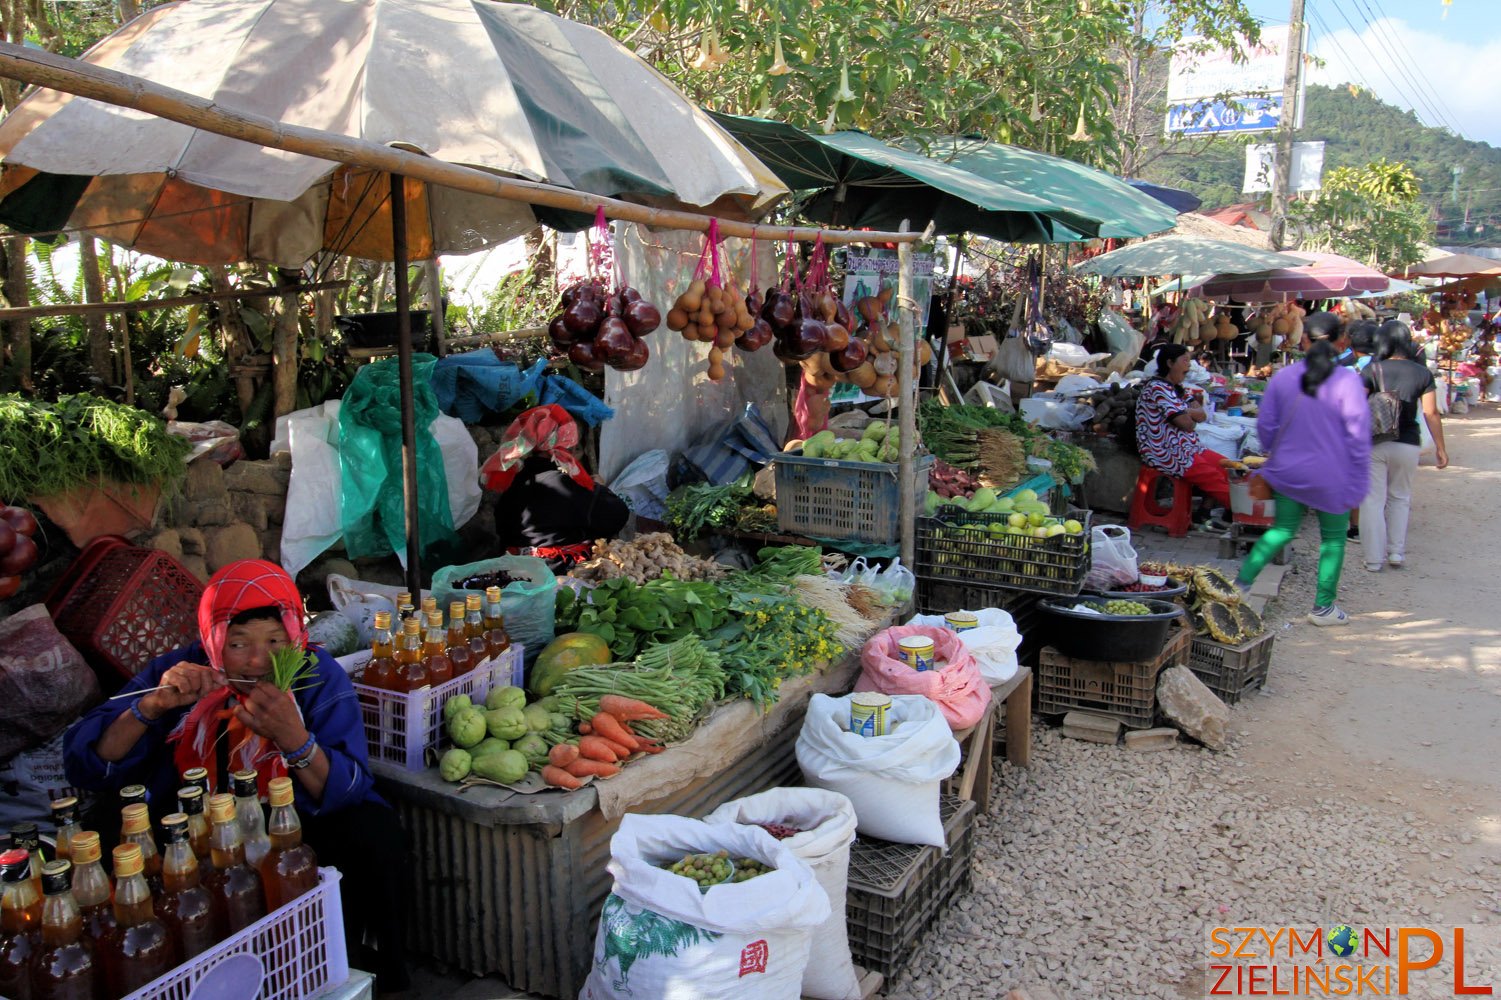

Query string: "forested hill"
[1146, 84, 1501, 248]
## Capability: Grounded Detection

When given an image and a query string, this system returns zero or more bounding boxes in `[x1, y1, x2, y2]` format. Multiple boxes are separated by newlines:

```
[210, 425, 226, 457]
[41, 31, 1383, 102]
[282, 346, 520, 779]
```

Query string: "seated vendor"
[1135, 344, 1232, 513]
[64, 559, 409, 994]
[485, 404, 629, 571]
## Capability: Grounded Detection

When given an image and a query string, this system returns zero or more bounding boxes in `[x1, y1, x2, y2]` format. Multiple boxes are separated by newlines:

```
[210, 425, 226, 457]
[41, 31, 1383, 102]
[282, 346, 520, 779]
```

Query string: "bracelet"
[128, 699, 157, 727]
[281, 733, 316, 765]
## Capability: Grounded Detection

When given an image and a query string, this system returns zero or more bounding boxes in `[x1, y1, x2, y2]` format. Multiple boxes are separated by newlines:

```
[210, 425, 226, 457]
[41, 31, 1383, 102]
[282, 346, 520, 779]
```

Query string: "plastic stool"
[1127, 466, 1193, 538]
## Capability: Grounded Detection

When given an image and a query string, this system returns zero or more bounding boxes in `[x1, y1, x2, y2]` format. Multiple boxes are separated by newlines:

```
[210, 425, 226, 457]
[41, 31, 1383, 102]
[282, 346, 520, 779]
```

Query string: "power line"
[1346, 0, 1464, 136]
[1318, 0, 1458, 136]
[1363, 0, 1468, 134]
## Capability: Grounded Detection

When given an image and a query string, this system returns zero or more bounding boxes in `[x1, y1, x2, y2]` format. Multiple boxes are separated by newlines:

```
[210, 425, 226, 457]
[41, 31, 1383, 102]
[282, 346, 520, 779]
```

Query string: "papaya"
[529, 632, 613, 697]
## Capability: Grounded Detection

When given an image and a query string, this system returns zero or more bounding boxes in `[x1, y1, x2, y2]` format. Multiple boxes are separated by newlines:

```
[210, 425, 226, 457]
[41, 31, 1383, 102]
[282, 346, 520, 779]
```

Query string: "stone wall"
[147, 455, 289, 581]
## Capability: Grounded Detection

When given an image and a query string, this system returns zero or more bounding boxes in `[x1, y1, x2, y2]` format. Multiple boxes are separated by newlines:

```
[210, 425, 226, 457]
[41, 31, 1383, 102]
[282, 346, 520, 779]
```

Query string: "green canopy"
[709, 113, 1084, 243]
[1073, 237, 1306, 278]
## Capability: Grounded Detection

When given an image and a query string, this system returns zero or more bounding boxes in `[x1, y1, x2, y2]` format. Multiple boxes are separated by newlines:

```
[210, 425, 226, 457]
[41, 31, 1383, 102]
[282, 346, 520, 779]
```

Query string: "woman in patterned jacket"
[1134, 344, 1232, 511]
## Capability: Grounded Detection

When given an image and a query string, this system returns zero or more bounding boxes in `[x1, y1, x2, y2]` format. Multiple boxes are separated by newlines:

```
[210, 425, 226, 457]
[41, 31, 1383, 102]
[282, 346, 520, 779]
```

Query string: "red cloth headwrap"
[480, 404, 594, 494]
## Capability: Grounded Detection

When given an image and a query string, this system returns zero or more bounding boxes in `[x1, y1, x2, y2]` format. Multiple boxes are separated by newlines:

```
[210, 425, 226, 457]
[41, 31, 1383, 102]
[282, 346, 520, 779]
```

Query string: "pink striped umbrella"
[1199, 251, 1390, 301]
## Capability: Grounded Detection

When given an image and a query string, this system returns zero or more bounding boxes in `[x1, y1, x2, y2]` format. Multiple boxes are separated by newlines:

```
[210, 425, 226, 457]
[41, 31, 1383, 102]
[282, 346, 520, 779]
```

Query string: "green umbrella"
[709, 113, 1082, 243]
[1074, 237, 1308, 278]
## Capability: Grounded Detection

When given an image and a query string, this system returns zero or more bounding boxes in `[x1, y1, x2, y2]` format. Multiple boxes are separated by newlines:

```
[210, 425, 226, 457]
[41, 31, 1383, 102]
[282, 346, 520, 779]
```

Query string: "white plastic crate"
[345, 646, 524, 771]
[124, 867, 347, 1000]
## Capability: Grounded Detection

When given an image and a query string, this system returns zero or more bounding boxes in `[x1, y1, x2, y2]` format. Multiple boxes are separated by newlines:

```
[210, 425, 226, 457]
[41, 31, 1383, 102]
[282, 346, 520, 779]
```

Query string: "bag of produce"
[0, 604, 100, 759]
[796, 693, 959, 847]
[907, 608, 1021, 684]
[854, 625, 991, 730]
[1082, 524, 1139, 592]
[430, 554, 557, 654]
[581, 813, 829, 1000]
[705, 789, 861, 1000]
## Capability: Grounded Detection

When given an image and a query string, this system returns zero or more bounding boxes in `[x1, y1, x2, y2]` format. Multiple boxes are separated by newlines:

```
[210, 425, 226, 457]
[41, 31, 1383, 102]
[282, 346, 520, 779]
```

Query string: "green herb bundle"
[268, 643, 319, 693]
[665, 482, 755, 541]
[0, 394, 190, 503]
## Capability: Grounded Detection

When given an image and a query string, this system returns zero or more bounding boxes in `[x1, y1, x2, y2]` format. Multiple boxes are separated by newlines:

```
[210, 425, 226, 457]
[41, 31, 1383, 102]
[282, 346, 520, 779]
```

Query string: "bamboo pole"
[896, 221, 919, 569]
[391, 174, 422, 597]
[0, 42, 920, 248]
[0, 278, 348, 321]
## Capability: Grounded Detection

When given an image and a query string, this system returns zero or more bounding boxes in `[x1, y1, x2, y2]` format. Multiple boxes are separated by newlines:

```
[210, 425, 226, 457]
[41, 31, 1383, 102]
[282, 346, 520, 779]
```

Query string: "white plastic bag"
[1082, 525, 1139, 592]
[581, 813, 830, 1000]
[279, 402, 345, 579]
[327, 574, 410, 646]
[706, 789, 861, 1000]
[796, 694, 960, 847]
[907, 608, 1021, 684]
[829, 557, 913, 606]
[610, 448, 672, 521]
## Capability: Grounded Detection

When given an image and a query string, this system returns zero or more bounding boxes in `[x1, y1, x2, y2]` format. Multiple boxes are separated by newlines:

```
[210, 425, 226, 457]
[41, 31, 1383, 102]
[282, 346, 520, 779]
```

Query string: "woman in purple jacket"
[1236, 340, 1371, 625]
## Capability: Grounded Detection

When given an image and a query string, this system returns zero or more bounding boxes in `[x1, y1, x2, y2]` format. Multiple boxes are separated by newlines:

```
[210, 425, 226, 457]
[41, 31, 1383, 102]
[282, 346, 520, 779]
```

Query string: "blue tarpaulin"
[430, 351, 614, 427]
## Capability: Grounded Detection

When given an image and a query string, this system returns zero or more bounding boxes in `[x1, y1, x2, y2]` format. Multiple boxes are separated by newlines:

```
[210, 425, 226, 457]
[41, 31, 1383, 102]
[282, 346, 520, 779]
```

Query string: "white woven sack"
[581, 814, 829, 1000]
[907, 608, 1022, 684]
[706, 788, 861, 1000]
[795, 694, 960, 847]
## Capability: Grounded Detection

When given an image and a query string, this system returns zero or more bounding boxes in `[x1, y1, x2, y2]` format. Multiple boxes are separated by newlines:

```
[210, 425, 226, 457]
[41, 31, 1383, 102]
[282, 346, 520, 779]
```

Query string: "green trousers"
[1238, 492, 1350, 608]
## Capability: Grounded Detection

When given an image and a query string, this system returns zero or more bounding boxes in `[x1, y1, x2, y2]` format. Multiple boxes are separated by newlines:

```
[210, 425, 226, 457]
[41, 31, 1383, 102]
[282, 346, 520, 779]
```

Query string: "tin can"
[849, 692, 891, 737]
[897, 635, 936, 672]
[944, 611, 979, 633]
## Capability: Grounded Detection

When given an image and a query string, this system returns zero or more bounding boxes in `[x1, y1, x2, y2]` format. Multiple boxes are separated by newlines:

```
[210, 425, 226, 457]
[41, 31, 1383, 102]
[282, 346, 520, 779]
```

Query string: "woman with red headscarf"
[484, 404, 629, 570]
[65, 559, 409, 993]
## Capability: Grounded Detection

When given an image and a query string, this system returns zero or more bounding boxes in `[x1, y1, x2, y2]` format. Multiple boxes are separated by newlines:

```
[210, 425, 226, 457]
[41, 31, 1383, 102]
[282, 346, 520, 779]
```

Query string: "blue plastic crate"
[774, 452, 933, 546]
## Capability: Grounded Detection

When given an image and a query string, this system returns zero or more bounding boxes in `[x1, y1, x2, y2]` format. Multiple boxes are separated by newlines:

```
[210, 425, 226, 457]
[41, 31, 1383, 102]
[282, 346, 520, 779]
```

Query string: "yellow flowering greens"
[713, 588, 844, 709]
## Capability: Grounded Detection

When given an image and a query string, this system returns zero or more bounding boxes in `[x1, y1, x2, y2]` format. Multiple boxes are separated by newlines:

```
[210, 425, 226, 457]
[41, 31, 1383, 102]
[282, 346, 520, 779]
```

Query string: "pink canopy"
[1199, 251, 1390, 301]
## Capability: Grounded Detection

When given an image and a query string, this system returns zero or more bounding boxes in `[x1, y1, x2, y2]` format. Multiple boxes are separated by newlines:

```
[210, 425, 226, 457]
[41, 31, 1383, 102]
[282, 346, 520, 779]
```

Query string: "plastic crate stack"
[1189, 632, 1274, 705]
[915, 507, 1093, 598]
[1036, 624, 1192, 729]
[774, 452, 935, 546]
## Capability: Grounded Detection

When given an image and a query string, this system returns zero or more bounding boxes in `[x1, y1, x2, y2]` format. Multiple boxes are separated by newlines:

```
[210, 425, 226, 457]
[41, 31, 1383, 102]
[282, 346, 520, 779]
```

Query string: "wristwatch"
[288, 745, 318, 770]
[282, 733, 317, 769]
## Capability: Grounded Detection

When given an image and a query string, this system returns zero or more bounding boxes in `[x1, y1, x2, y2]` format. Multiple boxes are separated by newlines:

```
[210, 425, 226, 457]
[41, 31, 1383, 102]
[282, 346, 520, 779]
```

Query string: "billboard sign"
[1243, 141, 1326, 193]
[1165, 25, 1303, 136]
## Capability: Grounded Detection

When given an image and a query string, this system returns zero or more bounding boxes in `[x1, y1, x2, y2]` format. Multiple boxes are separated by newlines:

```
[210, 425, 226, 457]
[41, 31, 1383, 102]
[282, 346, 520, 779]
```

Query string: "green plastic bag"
[430, 555, 558, 656]
[338, 353, 459, 563]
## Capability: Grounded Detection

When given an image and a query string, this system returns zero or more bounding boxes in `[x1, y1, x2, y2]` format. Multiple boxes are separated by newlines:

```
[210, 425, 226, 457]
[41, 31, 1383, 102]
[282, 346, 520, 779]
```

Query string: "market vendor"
[63, 559, 409, 994]
[1135, 344, 1232, 512]
[484, 404, 629, 571]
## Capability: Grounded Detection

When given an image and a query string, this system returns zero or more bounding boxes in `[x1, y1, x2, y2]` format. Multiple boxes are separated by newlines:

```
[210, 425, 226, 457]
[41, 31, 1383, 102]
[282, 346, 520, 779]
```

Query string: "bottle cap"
[485, 585, 502, 602]
[9, 822, 40, 851]
[395, 592, 411, 607]
[267, 776, 295, 808]
[120, 784, 147, 804]
[208, 794, 236, 824]
[183, 766, 209, 789]
[231, 770, 259, 798]
[403, 619, 422, 635]
[70, 832, 101, 865]
[421, 596, 438, 614]
[178, 786, 206, 815]
[112, 843, 144, 878]
[449, 601, 466, 619]
[160, 814, 189, 844]
[0, 848, 30, 882]
[40, 860, 72, 895]
[374, 610, 392, 630]
[121, 803, 150, 835]
[426, 611, 444, 628]
[466, 593, 483, 610]
[50, 797, 78, 822]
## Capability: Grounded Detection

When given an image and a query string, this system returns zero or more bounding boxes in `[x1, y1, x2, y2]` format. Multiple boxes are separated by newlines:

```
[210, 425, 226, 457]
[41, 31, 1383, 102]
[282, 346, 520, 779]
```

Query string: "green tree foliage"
[1289, 160, 1432, 270]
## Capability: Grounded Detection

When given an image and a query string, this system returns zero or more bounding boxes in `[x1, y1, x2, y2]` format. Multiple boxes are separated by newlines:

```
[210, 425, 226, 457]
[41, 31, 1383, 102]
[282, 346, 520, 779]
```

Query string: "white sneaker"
[1388, 554, 1404, 568]
[1308, 605, 1350, 627]
[1364, 563, 1382, 573]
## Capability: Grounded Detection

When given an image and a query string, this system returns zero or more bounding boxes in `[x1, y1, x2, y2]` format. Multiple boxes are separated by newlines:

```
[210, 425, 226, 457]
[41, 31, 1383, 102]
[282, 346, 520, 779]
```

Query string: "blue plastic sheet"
[430, 351, 613, 428]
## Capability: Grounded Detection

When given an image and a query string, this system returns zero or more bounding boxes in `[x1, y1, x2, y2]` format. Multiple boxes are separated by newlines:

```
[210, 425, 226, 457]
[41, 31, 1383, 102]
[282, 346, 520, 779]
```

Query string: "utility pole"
[1270, 0, 1306, 250]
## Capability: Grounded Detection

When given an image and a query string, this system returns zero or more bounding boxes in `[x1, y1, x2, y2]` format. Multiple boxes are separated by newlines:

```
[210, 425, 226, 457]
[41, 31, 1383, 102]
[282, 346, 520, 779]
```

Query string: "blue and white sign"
[1166, 96, 1283, 136]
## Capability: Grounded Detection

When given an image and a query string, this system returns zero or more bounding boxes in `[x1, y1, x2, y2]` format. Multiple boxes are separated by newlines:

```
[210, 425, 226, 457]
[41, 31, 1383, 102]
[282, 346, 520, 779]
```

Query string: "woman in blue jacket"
[64, 559, 409, 993]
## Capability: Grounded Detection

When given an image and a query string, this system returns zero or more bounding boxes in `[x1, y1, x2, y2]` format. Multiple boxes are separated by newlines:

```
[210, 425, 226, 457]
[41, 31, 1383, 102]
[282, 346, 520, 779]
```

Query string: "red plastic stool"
[1127, 466, 1193, 538]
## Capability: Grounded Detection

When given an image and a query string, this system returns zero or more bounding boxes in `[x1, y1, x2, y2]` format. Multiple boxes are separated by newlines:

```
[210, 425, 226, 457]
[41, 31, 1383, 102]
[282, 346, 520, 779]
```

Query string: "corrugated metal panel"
[388, 724, 805, 998]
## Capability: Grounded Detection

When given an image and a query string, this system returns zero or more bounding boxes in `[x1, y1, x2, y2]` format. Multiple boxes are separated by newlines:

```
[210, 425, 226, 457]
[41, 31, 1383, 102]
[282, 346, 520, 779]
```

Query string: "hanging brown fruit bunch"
[663, 220, 756, 380]
[547, 209, 660, 372]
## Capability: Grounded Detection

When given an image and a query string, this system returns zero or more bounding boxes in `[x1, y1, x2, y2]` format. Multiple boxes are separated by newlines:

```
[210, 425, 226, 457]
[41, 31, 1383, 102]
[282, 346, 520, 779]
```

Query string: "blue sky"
[1238, 0, 1501, 146]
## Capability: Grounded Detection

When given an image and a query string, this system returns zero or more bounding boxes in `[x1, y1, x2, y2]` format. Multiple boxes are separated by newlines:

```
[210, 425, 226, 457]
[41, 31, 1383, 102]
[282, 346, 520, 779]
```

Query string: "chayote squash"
[471, 737, 510, 758]
[522, 704, 552, 733]
[511, 732, 548, 766]
[485, 685, 527, 712]
[442, 694, 473, 722]
[439, 748, 472, 782]
[447, 707, 487, 749]
[471, 749, 528, 785]
[485, 705, 528, 741]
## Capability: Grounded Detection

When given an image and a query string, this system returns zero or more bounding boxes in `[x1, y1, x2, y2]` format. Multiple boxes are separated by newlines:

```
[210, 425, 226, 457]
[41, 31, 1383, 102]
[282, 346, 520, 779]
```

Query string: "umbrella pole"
[391, 173, 423, 597]
[897, 221, 917, 569]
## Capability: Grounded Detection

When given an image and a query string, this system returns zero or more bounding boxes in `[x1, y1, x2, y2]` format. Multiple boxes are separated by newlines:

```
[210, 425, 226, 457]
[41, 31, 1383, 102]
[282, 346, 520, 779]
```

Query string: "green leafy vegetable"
[268, 643, 319, 693]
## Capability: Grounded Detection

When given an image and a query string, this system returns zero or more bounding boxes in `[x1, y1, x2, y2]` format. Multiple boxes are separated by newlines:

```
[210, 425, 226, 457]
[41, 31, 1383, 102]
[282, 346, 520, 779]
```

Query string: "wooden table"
[946, 666, 1032, 812]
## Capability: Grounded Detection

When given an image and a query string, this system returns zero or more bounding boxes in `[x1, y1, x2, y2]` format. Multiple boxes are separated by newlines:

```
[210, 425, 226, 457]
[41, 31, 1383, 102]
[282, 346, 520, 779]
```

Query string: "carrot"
[578, 720, 593, 735]
[633, 739, 664, 754]
[564, 758, 620, 779]
[578, 735, 620, 762]
[599, 695, 669, 721]
[590, 712, 641, 751]
[548, 744, 580, 767]
[540, 765, 584, 790]
[597, 736, 632, 759]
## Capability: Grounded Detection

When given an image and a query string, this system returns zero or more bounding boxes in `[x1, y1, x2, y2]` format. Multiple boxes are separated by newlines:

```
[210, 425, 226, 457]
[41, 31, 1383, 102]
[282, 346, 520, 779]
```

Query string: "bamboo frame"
[0, 278, 348, 320]
[0, 43, 920, 248]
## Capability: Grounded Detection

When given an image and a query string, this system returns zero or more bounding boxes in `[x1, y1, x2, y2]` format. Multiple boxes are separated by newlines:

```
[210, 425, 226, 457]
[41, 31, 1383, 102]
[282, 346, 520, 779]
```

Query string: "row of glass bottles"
[358, 586, 511, 693]
[0, 775, 317, 998]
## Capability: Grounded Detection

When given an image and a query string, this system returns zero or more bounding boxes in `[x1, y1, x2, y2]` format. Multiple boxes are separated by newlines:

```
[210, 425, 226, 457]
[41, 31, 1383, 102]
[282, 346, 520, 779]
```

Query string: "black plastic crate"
[1189, 631, 1274, 705]
[1036, 624, 1191, 729]
[845, 795, 977, 979]
[915, 508, 1092, 596]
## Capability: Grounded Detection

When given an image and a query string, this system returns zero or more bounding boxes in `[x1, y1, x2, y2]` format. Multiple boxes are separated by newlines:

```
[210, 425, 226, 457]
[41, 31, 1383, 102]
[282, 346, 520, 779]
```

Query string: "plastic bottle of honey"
[362, 611, 397, 691]
[203, 794, 265, 934]
[47, 800, 81, 865]
[98, 844, 171, 996]
[394, 592, 414, 623]
[30, 860, 96, 1000]
[464, 594, 489, 671]
[118, 805, 162, 897]
[156, 815, 217, 960]
[392, 618, 429, 692]
[483, 586, 511, 659]
[258, 778, 318, 911]
[8, 823, 43, 896]
[422, 611, 453, 686]
[445, 601, 474, 677]
[420, 595, 439, 622]
[63, 833, 114, 952]
[0, 848, 41, 1000]
[177, 787, 214, 874]
[231, 771, 271, 871]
